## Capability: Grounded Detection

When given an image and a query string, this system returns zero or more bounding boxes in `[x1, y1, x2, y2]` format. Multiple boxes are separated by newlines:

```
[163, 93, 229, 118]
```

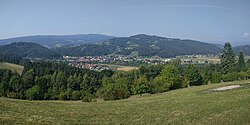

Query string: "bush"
[25, 85, 41, 100]
[238, 71, 248, 80]
[71, 91, 81, 100]
[81, 90, 94, 102]
[81, 95, 93, 102]
[223, 72, 238, 82]
[102, 78, 130, 101]
[186, 65, 204, 86]
[159, 65, 182, 90]
[0, 82, 4, 97]
[59, 91, 70, 100]
[149, 77, 166, 94]
[211, 72, 223, 83]
[7, 92, 19, 98]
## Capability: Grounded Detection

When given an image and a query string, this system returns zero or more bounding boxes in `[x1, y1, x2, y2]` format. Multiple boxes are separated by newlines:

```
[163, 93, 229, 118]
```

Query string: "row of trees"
[0, 42, 250, 101]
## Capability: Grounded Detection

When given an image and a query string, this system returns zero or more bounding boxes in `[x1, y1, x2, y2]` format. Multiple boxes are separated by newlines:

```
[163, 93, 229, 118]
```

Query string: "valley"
[1, 1, 250, 124]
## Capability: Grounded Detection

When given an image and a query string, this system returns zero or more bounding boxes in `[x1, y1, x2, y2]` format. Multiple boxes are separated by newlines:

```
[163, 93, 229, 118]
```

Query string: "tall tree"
[132, 75, 149, 96]
[56, 71, 67, 90]
[237, 51, 246, 71]
[159, 64, 182, 90]
[22, 69, 35, 89]
[9, 75, 22, 93]
[185, 65, 203, 86]
[220, 42, 236, 74]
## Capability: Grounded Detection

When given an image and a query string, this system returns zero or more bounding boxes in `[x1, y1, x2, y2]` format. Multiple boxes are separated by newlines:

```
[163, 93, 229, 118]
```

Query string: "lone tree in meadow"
[220, 42, 236, 74]
[237, 51, 246, 71]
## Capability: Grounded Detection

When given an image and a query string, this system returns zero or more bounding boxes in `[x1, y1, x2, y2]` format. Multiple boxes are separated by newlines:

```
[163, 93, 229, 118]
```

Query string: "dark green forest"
[0, 42, 250, 101]
[0, 42, 62, 59]
[56, 34, 221, 58]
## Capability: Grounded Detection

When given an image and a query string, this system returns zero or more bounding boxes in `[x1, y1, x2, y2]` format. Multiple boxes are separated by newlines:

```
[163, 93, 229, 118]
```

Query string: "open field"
[100, 64, 138, 71]
[0, 62, 24, 75]
[116, 67, 138, 71]
[180, 56, 250, 64]
[0, 80, 250, 124]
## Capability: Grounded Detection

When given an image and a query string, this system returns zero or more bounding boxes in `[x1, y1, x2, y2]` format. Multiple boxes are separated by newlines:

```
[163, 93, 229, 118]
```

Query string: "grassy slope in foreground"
[0, 80, 250, 125]
[0, 62, 24, 75]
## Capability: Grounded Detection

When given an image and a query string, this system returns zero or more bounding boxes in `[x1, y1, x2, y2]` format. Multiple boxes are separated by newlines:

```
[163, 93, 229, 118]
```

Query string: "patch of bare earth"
[117, 67, 138, 71]
[213, 85, 241, 91]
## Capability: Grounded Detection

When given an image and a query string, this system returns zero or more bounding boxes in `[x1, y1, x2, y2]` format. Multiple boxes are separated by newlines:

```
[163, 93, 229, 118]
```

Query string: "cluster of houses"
[63, 55, 171, 65]
[68, 62, 109, 71]
[63, 54, 219, 71]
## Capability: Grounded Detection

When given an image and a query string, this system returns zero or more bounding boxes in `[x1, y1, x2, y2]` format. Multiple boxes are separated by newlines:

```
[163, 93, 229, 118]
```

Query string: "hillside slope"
[234, 45, 250, 55]
[0, 34, 115, 48]
[0, 80, 249, 124]
[57, 34, 221, 58]
[0, 42, 62, 59]
[0, 50, 22, 64]
[0, 62, 24, 75]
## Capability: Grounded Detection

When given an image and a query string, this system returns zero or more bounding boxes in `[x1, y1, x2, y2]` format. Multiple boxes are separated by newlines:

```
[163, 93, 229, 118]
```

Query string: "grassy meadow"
[0, 62, 24, 75]
[0, 80, 250, 125]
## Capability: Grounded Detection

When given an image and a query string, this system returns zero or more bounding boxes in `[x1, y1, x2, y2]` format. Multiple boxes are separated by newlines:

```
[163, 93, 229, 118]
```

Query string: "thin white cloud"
[122, 4, 239, 11]
[243, 33, 250, 38]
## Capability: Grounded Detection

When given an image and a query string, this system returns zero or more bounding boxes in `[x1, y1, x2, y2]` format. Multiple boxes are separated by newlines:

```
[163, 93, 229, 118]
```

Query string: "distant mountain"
[230, 41, 250, 47]
[56, 34, 221, 58]
[234, 45, 250, 56]
[211, 43, 224, 49]
[207, 41, 250, 47]
[0, 34, 115, 48]
[0, 42, 62, 59]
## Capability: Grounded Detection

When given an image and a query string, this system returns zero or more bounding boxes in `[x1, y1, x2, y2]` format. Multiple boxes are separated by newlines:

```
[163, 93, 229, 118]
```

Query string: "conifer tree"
[220, 42, 236, 74]
[237, 51, 246, 71]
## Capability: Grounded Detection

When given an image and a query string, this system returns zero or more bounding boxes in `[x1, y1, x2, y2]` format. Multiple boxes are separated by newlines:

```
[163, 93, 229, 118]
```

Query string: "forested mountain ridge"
[0, 42, 62, 59]
[56, 34, 221, 58]
[234, 45, 250, 56]
[0, 50, 22, 64]
[0, 34, 115, 48]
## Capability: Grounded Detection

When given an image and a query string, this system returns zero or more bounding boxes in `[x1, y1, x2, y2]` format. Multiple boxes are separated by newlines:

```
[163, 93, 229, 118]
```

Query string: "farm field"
[0, 62, 24, 75]
[100, 64, 138, 71]
[180, 56, 250, 64]
[0, 80, 250, 125]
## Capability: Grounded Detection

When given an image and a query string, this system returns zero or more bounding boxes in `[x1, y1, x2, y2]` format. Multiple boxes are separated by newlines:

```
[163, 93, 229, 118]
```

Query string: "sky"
[1, 0, 250, 45]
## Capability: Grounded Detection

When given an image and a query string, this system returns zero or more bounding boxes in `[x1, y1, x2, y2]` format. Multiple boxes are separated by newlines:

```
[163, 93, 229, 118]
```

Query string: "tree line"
[0, 42, 250, 101]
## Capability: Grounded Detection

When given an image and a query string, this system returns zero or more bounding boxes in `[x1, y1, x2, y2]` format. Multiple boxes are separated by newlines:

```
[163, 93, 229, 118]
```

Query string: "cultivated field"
[0, 80, 250, 125]
[100, 64, 138, 71]
[116, 67, 138, 71]
[0, 62, 24, 75]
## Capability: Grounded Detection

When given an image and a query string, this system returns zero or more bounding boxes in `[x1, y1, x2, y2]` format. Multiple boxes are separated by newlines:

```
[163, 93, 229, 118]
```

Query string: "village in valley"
[64, 54, 220, 71]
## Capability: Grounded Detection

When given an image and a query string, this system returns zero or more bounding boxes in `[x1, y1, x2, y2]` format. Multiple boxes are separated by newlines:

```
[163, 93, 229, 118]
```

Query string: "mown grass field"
[0, 80, 250, 125]
[0, 62, 24, 75]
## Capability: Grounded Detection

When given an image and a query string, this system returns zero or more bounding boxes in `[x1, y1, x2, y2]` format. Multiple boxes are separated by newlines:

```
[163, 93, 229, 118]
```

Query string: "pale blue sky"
[1, 0, 250, 44]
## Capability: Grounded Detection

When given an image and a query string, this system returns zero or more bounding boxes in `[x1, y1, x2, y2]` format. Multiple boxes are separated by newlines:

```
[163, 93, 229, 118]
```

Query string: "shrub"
[71, 91, 81, 100]
[59, 91, 70, 100]
[223, 72, 238, 82]
[81, 90, 94, 102]
[102, 77, 130, 101]
[238, 71, 248, 80]
[211, 72, 223, 83]
[149, 77, 166, 94]
[25, 85, 41, 100]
